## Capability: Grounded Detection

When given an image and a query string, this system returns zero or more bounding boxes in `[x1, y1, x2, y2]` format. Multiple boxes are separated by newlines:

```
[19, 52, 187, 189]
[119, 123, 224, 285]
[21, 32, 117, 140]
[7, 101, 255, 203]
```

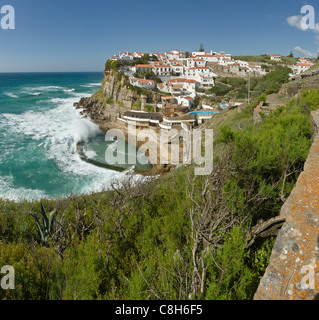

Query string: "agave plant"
[31, 203, 57, 245]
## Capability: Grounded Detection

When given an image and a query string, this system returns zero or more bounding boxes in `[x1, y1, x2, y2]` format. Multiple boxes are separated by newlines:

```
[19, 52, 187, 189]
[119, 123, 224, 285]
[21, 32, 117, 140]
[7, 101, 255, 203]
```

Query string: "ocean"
[0, 72, 141, 201]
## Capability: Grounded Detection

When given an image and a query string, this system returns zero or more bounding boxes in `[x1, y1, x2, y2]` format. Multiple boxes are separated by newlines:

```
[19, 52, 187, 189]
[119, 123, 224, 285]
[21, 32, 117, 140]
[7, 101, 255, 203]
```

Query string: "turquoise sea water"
[0, 72, 145, 201]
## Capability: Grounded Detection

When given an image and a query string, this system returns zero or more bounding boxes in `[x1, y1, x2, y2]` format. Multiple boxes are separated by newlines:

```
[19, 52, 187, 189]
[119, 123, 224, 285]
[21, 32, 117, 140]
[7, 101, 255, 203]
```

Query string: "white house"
[157, 82, 170, 92]
[298, 58, 314, 66]
[170, 83, 184, 95]
[110, 52, 134, 62]
[169, 78, 201, 94]
[229, 63, 240, 73]
[293, 63, 312, 74]
[193, 54, 219, 62]
[166, 51, 186, 60]
[187, 58, 207, 68]
[218, 59, 236, 66]
[132, 64, 153, 73]
[129, 78, 156, 89]
[152, 53, 167, 61]
[152, 64, 172, 76]
[167, 59, 180, 66]
[185, 66, 216, 78]
[133, 52, 145, 59]
[177, 96, 194, 108]
[270, 54, 282, 61]
[221, 54, 232, 60]
[248, 64, 262, 73]
[171, 64, 184, 76]
[236, 60, 249, 67]
[197, 75, 215, 88]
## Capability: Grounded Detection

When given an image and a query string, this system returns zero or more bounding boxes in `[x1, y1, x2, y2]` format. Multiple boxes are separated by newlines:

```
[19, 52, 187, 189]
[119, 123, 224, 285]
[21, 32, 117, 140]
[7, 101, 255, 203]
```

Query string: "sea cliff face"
[74, 69, 162, 131]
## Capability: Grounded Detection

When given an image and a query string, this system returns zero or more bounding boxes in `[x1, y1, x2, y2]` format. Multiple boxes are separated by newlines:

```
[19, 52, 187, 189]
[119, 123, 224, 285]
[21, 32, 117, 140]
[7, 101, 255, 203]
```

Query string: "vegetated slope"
[1, 72, 319, 300]
[266, 66, 319, 108]
[255, 107, 319, 300]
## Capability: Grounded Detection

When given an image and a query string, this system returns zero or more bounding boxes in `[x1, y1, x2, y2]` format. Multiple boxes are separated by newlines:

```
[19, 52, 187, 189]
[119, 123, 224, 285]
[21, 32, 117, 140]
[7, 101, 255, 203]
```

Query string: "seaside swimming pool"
[188, 111, 219, 116]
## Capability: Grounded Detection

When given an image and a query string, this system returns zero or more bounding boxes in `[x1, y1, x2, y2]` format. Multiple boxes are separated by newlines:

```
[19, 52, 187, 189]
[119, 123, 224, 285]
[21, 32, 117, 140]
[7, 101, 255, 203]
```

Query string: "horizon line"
[0, 71, 103, 74]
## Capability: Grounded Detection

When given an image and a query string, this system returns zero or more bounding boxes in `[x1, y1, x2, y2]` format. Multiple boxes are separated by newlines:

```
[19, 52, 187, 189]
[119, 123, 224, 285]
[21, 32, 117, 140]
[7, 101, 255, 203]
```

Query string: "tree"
[199, 43, 205, 52]
[288, 50, 294, 58]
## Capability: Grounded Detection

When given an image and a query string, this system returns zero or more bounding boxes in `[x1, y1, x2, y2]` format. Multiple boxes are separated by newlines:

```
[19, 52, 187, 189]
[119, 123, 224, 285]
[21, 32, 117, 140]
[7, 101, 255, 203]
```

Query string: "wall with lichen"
[254, 109, 319, 300]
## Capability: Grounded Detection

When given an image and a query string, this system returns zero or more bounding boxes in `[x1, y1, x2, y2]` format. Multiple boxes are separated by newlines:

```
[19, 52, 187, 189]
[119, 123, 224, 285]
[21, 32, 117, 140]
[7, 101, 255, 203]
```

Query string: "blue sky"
[0, 0, 319, 72]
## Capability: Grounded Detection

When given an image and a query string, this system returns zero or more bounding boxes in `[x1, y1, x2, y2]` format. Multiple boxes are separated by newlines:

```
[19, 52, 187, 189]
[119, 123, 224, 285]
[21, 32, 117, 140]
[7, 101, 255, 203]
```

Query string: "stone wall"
[254, 109, 319, 300]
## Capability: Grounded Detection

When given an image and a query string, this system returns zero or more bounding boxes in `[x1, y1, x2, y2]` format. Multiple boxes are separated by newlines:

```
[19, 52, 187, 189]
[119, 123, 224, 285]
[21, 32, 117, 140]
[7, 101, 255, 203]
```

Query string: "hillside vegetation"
[233, 55, 298, 66]
[1, 70, 319, 300]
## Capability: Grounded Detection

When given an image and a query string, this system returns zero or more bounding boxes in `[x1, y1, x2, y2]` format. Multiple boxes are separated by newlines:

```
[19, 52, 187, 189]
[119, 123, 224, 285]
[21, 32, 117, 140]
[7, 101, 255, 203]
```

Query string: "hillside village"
[107, 49, 316, 131]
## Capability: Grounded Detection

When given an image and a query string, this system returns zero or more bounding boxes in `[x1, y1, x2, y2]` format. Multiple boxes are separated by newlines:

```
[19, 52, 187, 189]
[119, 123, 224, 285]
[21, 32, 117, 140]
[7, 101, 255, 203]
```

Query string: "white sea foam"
[80, 83, 101, 88]
[23, 86, 65, 94]
[37, 86, 65, 91]
[83, 148, 98, 160]
[63, 88, 75, 93]
[0, 175, 48, 201]
[2, 93, 142, 199]
[4, 92, 19, 98]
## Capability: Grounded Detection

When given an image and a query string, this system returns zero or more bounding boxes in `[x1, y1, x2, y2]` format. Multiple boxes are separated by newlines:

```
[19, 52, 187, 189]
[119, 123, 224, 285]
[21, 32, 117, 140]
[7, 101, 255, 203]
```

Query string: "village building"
[157, 82, 170, 92]
[218, 59, 236, 67]
[177, 96, 194, 108]
[151, 53, 167, 61]
[185, 66, 215, 78]
[133, 52, 145, 59]
[162, 114, 197, 127]
[132, 64, 153, 73]
[198, 75, 215, 88]
[193, 54, 219, 62]
[121, 111, 162, 128]
[166, 50, 186, 60]
[129, 78, 156, 89]
[161, 96, 177, 106]
[270, 54, 282, 61]
[171, 64, 184, 76]
[293, 63, 313, 74]
[223, 65, 231, 73]
[110, 52, 134, 62]
[186, 58, 207, 68]
[152, 64, 172, 76]
[168, 78, 201, 94]
[191, 51, 209, 57]
[170, 83, 184, 95]
[298, 58, 314, 65]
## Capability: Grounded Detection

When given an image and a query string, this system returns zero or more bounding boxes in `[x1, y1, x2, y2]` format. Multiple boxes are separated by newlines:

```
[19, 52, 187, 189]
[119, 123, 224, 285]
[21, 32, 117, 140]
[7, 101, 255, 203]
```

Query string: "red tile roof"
[133, 64, 153, 68]
[162, 96, 176, 100]
[197, 66, 209, 69]
[295, 63, 312, 66]
[130, 78, 155, 84]
[182, 96, 194, 101]
[169, 78, 200, 84]
[154, 65, 171, 68]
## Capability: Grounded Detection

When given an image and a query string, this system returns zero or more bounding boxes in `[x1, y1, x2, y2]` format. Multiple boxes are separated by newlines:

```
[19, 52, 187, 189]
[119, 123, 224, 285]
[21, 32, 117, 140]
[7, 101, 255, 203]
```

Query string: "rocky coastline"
[73, 70, 176, 176]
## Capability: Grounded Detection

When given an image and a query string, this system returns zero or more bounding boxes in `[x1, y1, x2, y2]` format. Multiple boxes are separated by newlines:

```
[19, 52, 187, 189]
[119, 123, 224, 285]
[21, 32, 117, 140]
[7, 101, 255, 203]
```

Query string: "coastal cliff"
[74, 69, 162, 131]
[74, 68, 174, 174]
